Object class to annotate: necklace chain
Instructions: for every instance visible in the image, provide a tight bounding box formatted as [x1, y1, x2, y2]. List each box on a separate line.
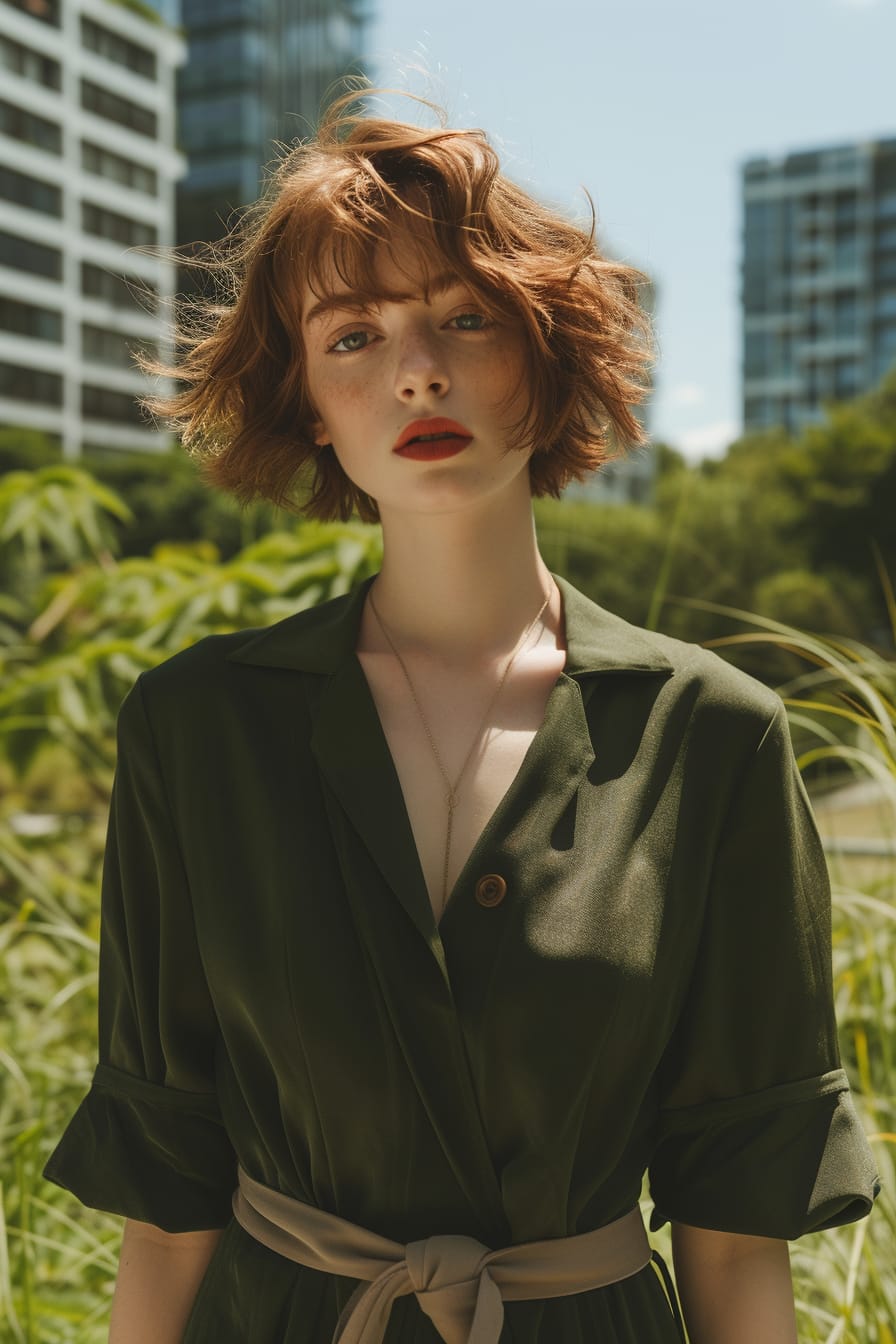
[367, 580, 553, 922]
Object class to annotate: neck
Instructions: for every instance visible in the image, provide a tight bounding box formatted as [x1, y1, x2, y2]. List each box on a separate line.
[362, 484, 564, 670]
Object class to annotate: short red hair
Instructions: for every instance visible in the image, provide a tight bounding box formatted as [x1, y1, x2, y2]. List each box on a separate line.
[141, 88, 657, 524]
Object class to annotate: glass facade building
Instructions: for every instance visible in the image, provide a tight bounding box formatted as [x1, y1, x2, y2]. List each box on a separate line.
[741, 136, 896, 435]
[177, 0, 368, 250]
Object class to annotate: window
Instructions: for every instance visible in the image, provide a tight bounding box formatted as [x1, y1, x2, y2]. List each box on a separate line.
[81, 262, 158, 313]
[0, 33, 61, 88]
[81, 322, 157, 368]
[786, 154, 821, 178]
[743, 162, 769, 184]
[834, 291, 859, 337]
[0, 228, 61, 278]
[0, 359, 62, 405]
[82, 383, 149, 426]
[834, 359, 860, 399]
[179, 28, 264, 94]
[0, 165, 61, 215]
[742, 274, 769, 316]
[180, 96, 262, 153]
[1, 0, 60, 25]
[834, 230, 859, 272]
[0, 295, 62, 341]
[744, 331, 772, 379]
[80, 79, 157, 139]
[81, 201, 157, 248]
[0, 97, 61, 154]
[778, 336, 794, 375]
[184, 0, 264, 22]
[834, 192, 858, 225]
[81, 142, 157, 195]
[81, 16, 156, 80]
[826, 150, 859, 175]
[177, 185, 244, 248]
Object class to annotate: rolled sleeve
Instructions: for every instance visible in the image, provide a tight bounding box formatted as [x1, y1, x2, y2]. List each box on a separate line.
[42, 674, 237, 1232]
[648, 699, 881, 1239]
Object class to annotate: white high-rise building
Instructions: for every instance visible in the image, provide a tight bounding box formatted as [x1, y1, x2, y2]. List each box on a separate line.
[0, 0, 186, 458]
[741, 135, 896, 435]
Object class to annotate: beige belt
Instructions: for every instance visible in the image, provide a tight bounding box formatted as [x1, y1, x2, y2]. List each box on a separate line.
[232, 1163, 653, 1344]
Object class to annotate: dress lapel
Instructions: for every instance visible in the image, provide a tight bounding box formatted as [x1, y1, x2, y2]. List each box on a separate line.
[225, 571, 674, 963]
[311, 650, 442, 953]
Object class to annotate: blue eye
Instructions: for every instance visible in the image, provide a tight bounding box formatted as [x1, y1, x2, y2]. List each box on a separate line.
[330, 330, 370, 353]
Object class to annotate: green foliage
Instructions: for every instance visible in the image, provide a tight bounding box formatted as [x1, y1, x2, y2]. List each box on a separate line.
[754, 569, 865, 639]
[0, 428, 60, 475]
[1, 372, 895, 1336]
[534, 364, 896, 671]
[78, 442, 295, 562]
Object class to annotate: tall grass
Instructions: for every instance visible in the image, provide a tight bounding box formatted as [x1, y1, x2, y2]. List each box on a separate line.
[659, 591, 896, 1342]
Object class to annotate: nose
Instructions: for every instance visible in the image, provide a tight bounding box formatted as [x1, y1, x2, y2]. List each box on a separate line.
[394, 326, 450, 402]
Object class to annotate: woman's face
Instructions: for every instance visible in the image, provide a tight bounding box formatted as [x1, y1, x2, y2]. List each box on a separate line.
[300, 231, 535, 515]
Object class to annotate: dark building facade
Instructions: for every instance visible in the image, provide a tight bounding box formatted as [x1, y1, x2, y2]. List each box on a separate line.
[741, 136, 896, 436]
[177, 0, 368, 250]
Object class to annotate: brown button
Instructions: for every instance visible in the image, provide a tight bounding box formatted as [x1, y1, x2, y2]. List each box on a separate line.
[474, 874, 507, 908]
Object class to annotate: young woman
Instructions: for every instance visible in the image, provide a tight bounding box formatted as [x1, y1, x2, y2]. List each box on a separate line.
[43, 88, 879, 1343]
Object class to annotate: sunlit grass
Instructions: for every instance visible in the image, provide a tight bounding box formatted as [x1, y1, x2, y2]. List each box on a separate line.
[669, 596, 896, 1342]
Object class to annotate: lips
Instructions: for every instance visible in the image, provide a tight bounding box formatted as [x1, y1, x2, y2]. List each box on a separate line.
[393, 418, 473, 451]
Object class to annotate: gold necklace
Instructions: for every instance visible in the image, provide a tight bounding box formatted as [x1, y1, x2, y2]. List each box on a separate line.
[367, 579, 554, 922]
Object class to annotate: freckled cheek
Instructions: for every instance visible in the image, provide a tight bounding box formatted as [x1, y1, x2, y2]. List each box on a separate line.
[318, 379, 382, 446]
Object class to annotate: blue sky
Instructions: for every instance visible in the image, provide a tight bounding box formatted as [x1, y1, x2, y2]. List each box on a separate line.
[367, 0, 896, 462]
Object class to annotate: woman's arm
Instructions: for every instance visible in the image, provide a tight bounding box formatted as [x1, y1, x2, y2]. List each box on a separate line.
[108, 1218, 224, 1343]
[671, 1222, 798, 1344]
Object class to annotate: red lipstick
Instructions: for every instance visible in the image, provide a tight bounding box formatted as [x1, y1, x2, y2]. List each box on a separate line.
[393, 417, 473, 460]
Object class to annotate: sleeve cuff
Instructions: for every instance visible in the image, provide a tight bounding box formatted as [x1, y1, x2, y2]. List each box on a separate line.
[648, 1070, 882, 1239]
[42, 1064, 237, 1232]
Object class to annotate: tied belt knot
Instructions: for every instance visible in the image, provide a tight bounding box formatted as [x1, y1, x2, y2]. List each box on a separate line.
[232, 1163, 654, 1344]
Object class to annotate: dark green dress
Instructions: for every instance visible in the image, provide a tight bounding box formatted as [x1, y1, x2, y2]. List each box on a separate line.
[43, 571, 880, 1342]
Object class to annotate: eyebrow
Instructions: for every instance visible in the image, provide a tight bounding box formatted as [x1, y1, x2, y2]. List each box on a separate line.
[303, 271, 464, 327]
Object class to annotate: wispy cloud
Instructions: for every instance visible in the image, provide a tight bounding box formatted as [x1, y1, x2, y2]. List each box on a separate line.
[668, 383, 706, 408]
[677, 420, 740, 462]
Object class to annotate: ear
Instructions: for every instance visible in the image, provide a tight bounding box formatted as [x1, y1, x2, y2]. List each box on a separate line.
[310, 416, 331, 447]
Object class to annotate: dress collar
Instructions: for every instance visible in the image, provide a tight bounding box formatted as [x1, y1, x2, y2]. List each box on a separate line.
[224, 570, 674, 678]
